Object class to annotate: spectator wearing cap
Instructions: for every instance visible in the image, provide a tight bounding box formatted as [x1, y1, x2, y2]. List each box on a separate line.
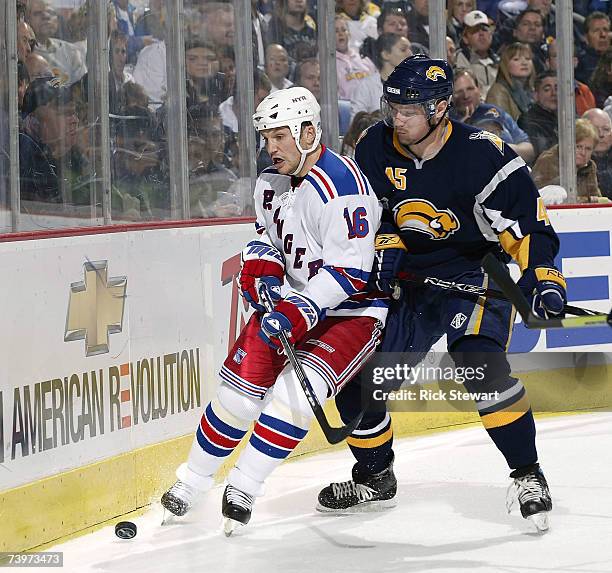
[134, 0, 166, 42]
[583, 108, 612, 199]
[455, 10, 499, 97]
[19, 77, 87, 204]
[265, 44, 293, 93]
[544, 39, 595, 116]
[510, 9, 548, 73]
[576, 12, 610, 85]
[335, 17, 376, 106]
[451, 69, 534, 162]
[517, 70, 558, 159]
[486, 42, 534, 121]
[531, 119, 604, 204]
[26, 0, 86, 85]
[447, 0, 476, 45]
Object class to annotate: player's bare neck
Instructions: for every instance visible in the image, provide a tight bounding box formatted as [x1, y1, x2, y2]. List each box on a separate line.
[407, 120, 449, 161]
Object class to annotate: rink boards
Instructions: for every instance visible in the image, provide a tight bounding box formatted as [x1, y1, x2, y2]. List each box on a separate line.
[1, 206, 611, 551]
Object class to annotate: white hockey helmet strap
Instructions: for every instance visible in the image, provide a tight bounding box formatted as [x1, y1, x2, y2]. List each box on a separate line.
[253, 87, 322, 175]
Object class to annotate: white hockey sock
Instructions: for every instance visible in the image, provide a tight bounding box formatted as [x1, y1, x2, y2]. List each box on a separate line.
[228, 398, 310, 497]
[182, 396, 254, 490]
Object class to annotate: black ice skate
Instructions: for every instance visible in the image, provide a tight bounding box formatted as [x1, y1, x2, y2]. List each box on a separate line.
[316, 454, 397, 513]
[507, 463, 552, 532]
[161, 480, 199, 519]
[222, 485, 255, 536]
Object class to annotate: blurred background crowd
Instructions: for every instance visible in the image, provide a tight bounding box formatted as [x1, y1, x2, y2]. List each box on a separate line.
[0, 0, 611, 232]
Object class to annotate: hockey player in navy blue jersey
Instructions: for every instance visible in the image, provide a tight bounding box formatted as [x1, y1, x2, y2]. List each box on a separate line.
[316, 55, 566, 531]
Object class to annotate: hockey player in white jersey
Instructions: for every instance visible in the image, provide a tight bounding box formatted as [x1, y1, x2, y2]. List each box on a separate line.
[161, 87, 386, 533]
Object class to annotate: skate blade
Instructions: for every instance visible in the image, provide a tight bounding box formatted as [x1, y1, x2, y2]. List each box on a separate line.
[316, 498, 397, 515]
[528, 512, 550, 533]
[223, 517, 245, 537]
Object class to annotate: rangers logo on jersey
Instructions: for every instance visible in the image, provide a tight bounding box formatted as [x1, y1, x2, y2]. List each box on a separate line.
[469, 130, 504, 155]
[425, 65, 447, 82]
[393, 199, 460, 240]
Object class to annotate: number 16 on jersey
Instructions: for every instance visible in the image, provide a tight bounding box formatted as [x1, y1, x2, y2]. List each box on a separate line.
[343, 207, 369, 239]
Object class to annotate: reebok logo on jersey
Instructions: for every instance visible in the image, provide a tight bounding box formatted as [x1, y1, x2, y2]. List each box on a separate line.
[393, 199, 460, 240]
[233, 348, 247, 364]
[451, 313, 468, 329]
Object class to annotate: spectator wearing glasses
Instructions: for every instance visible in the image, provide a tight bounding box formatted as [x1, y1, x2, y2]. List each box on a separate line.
[531, 119, 604, 204]
[583, 108, 612, 199]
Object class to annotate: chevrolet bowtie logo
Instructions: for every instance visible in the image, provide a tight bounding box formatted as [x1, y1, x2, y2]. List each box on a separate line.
[64, 261, 127, 356]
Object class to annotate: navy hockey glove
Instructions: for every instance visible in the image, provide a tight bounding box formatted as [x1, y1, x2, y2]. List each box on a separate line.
[518, 267, 567, 319]
[240, 240, 284, 312]
[259, 293, 321, 349]
[368, 234, 408, 295]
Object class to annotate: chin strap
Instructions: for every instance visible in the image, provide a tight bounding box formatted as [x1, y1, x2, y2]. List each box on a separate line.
[290, 136, 321, 175]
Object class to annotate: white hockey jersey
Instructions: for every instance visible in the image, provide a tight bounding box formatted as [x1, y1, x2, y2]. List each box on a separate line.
[252, 146, 387, 322]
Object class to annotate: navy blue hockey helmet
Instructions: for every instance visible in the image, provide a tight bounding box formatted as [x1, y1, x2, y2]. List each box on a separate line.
[382, 55, 454, 124]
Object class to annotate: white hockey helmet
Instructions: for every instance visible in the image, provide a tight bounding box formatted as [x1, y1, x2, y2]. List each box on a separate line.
[253, 86, 322, 175]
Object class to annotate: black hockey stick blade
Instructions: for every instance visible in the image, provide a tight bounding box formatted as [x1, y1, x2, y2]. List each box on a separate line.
[258, 284, 364, 444]
[482, 254, 612, 329]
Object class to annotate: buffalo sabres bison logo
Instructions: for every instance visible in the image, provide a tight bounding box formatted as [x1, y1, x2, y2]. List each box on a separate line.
[425, 66, 447, 82]
[393, 199, 460, 240]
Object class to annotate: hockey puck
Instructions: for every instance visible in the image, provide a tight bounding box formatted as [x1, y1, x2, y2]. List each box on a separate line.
[115, 521, 137, 539]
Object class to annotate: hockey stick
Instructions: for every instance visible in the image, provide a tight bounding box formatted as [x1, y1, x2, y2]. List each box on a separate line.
[396, 271, 601, 317]
[258, 283, 365, 444]
[481, 253, 612, 329]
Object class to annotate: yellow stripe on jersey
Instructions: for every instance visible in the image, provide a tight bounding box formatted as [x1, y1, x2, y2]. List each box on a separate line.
[375, 233, 407, 251]
[499, 230, 531, 272]
[347, 426, 393, 448]
[481, 394, 531, 429]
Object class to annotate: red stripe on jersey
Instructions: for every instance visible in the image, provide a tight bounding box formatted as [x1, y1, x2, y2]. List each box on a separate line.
[254, 423, 301, 450]
[341, 156, 366, 195]
[201, 414, 242, 449]
[311, 166, 335, 199]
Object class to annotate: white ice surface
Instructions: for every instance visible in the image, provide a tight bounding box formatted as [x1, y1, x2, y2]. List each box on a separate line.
[43, 413, 612, 573]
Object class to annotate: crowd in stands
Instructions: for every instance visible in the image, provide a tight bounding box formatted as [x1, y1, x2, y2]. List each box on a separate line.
[7, 0, 612, 223]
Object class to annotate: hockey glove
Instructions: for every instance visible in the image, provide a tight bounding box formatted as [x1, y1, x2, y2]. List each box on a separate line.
[240, 240, 285, 312]
[518, 266, 567, 319]
[368, 234, 408, 295]
[259, 293, 321, 349]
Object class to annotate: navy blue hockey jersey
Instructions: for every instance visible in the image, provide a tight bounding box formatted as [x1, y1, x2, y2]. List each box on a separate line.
[355, 119, 560, 278]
